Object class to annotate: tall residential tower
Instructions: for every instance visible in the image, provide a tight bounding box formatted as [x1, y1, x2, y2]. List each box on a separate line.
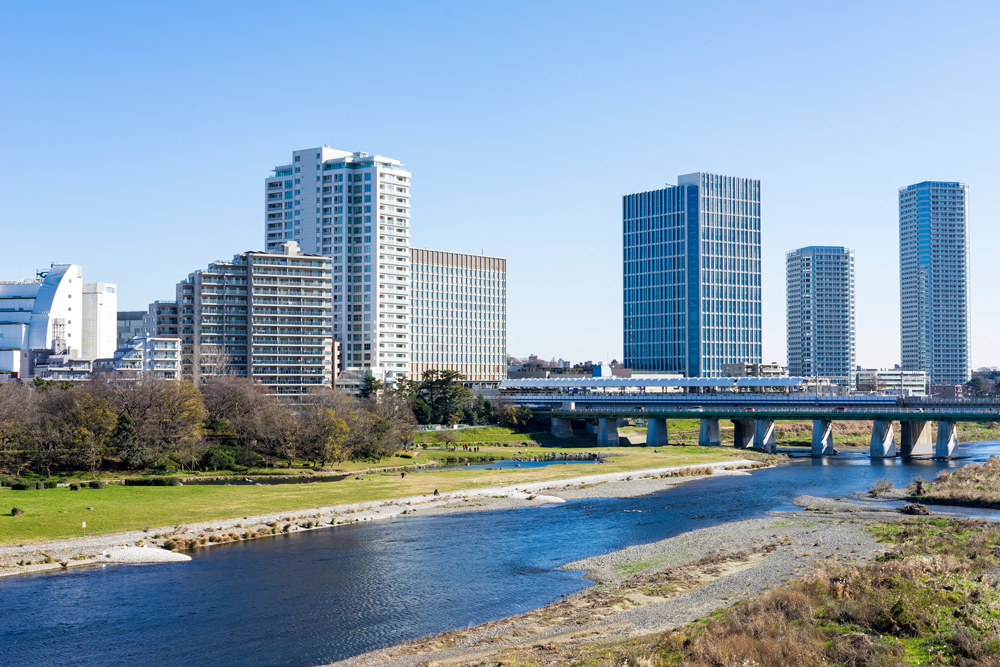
[623, 172, 761, 377]
[899, 181, 970, 384]
[264, 147, 411, 379]
[786, 246, 855, 387]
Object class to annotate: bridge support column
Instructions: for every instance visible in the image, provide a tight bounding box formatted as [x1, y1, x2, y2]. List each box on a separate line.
[936, 421, 958, 459]
[597, 418, 620, 447]
[732, 420, 755, 449]
[551, 417, 574, 439]
[900, 421, 934, 456]
[811, 420, 834, 456]
[870, 420, 896, 458]
[754, 420, 777, 453]
[647, 418, 668, 447]
[698, 419, 721, 446]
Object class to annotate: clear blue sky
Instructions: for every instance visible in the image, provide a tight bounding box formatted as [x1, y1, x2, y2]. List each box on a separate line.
[3, 1, 999, 369]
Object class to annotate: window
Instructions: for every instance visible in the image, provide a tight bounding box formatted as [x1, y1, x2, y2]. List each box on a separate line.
[294, 167, 300, 173]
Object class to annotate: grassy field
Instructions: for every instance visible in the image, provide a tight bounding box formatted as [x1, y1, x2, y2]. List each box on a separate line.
[0, 444, 750, 544]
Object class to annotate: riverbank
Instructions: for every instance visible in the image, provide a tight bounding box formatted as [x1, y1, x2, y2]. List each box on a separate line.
[0, 459, 763, 578]
[0, 445, 758, 544]
[331, 496, 994, 667]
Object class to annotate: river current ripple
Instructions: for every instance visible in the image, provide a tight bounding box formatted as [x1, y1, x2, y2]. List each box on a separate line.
[5, 443, 1000, 666]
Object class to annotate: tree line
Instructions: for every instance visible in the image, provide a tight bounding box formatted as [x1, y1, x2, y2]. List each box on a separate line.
[0, 375, 415, 477]
[360, 369, 533, 429]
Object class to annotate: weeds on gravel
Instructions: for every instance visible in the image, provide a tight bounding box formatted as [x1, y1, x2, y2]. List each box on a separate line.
[676, 518, 1000, 667]
[915, 456, 1000, 507]
[488, 518, 1000, 667]
[867, 476, 894, 497]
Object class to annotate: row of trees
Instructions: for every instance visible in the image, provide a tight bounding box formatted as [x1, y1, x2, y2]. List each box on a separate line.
[360, 370, 531, 428]
[0, 375, 415, 477]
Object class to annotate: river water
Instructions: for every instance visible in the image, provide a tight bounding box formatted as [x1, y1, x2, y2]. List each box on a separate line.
[4, 443, 1000, 666]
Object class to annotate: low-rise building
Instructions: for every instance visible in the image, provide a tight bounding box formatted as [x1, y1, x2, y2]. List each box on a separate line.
[94, 335, 182, 381]
[856, 368, 927, 396]
[723, 362, 787, 378]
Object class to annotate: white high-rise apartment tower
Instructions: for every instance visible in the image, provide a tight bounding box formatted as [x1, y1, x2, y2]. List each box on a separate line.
[786, 246, 855, 387]
[264, 148, 411, 380]
[899, 181, 970, 385]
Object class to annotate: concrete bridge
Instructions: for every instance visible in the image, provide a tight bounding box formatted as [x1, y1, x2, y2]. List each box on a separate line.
[500, 379, 1000, 459]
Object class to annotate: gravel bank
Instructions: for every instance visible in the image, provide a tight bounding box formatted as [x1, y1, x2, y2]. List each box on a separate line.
[329, 511, 889, 667]
[0, 459, 755, 578]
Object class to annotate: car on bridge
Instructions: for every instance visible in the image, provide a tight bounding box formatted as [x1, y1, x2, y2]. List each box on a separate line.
[687, 406, 704, 412]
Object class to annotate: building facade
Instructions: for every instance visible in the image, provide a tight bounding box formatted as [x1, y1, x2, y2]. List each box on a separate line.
[899, 181, 970, 384]
[176, 241, 333, 394]
[623, 172, 762, 377]
[410, 248, 506, 384]
[82, 282, 118, 360]
[264, 147, 411, 381]
[786, 246, 855, 387]
[117, 311, 146, 349]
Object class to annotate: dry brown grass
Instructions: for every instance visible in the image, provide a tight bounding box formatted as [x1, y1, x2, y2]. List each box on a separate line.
[917, 456, 1000, 507]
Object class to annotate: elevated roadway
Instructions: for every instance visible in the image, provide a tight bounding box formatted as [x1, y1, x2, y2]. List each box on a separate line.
[500, 378, 999, 459]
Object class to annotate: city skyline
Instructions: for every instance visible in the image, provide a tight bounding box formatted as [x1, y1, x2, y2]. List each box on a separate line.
[4, 2, 1000, 369]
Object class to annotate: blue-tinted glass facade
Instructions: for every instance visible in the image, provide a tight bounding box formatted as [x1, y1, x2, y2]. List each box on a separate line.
[623, 172, 762, 377]
[899, 181, 970, 384]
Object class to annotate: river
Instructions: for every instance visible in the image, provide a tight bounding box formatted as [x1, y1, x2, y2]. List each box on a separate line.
[4, 443, 1000, 666]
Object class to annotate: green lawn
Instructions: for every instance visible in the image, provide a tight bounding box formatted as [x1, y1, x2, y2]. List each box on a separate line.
[0, 444, 745, 544]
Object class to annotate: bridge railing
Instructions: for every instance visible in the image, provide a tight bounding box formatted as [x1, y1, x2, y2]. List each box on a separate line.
[501, 391, 897, 405]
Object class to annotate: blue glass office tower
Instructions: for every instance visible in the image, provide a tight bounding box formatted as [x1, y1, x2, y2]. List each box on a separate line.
[899, 181, 970, 384]
[623, 173, 762, 377]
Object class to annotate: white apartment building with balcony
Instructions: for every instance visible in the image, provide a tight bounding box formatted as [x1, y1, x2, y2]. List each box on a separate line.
[786, 246, 855, 388]
[175, 241, 333, 394]
[264, 147, 411, 381]
[410, 248, 507, 384]
[94, 335, 182, 381]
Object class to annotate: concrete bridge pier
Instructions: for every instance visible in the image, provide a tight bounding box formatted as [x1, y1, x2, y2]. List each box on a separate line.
[936, 421, 958, 458]
[550, 417, 574, 439]
[754, 420, 777, 453]
[647, 418, 669, 447]
[732, 420, 755, 449]
[811, 420, 834, 456]
[699, 419, 721, 446]
[870, 420, 896, 458]
[597, 418, 620, 447]
[900, 421, 934, 456]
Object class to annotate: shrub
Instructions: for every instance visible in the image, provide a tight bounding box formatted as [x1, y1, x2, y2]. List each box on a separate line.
[123, 477, 181, 487]
[35, 481, 45, 489]
[868, 477, 894, 497]
[69, 483, 81, 491]
[11, 507, 24, 516]
[10, 482, 31, 491]
[88, 480, 106, 489]
[202, 445, 237, 471]
[43, 481, 58, 489]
